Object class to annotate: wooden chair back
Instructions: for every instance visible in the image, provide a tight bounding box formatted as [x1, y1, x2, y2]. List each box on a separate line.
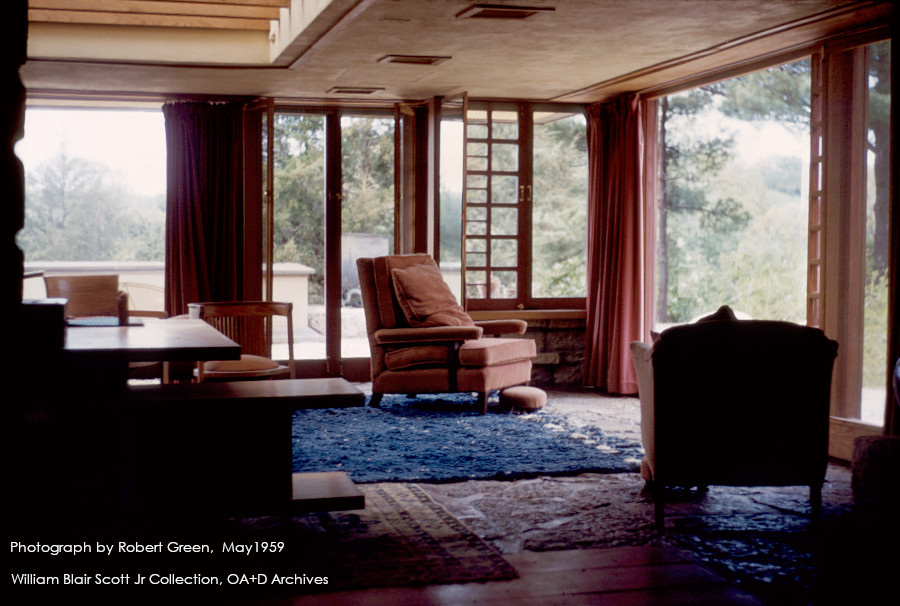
[44, 274, 123, 318]
[189, 301, 294, 361]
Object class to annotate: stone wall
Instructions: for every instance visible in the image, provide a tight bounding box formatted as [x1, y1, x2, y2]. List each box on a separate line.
[524, 317, 586, 386]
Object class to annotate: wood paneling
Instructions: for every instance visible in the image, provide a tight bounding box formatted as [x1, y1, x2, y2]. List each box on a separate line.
[28, 0, 289, 31]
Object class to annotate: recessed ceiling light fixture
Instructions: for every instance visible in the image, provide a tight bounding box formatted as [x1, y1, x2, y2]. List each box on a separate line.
[456, 4, 555, 20]
[327, 86, 385, 95]
[378, 54, 452, 66]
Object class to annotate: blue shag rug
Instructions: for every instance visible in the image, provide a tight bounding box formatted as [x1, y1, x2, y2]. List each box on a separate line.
[291, 392, 644, 484]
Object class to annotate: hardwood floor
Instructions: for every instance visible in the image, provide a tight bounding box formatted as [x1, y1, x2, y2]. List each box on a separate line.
[262, 544, 764, 606]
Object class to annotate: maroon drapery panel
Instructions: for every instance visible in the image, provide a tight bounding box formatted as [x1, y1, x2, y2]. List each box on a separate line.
[163, 101, 245, 316]
[583, 94, 645, 394]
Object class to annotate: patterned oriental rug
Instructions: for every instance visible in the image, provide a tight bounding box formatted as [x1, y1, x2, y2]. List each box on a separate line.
[279, 483, 520, 592]
[9, 484, 517, 603]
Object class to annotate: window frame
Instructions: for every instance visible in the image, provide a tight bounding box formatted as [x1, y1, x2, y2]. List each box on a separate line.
[454, 99, 588, 312]
[640, 26, 893, 457]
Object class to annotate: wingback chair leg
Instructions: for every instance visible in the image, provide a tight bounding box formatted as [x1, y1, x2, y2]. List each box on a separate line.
[477, 392, 489, 415]
[810, 482, 823, 520]
[654, 495, 665, 534]
[369, 393, 384, 408]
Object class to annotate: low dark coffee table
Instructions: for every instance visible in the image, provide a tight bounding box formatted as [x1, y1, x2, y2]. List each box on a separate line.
[128, 378, 366, 515]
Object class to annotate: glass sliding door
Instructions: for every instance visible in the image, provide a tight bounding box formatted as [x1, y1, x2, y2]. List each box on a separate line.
[270, 109, 397, 368]
[340, 113, 396, 358]
[271, 112, 327, 360]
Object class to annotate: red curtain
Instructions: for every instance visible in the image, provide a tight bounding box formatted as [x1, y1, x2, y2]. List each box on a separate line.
[163, 101, 246, 316]
[583, 94, 646, 394]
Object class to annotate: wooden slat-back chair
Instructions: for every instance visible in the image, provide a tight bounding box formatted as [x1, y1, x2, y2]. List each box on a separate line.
[44, 274, 126, 319]
[188, 301, 295, 382]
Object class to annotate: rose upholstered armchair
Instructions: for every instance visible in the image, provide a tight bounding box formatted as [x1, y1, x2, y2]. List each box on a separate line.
[630, 306, 839, 531]
[357, 254, 536, 414]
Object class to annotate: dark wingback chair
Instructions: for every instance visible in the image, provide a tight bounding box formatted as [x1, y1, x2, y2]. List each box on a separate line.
[357, 254, 536, 413]
[630, 306, 839, 531]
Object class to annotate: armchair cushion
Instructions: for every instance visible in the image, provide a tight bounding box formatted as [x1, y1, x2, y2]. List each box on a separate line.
[391, 262, 474, 328]
[459, 338, 536, 367]
[384, 346, 451, 371]
[203, 354, 281, 373]
[374, 325, 483, 345]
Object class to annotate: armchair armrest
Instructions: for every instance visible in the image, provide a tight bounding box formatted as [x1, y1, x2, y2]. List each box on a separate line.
[630, 341, 655, 481]
[474, 319, 527, 335]
[374, 325, 484, 345]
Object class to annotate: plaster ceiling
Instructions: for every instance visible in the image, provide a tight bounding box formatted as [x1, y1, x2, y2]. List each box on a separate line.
[21, 0, 893, 105]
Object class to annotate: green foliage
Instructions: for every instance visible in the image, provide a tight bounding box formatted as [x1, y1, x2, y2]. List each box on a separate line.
[19, 150, 165, 262]
[531, 114, 588, 298]
[658, 62, 812, 324]
[272, 114, 326, 302]
[862, 272, 889, 387]
[340, 117, 395, 243]
[439, 185, 462, 263]
[270, 114, 396, 304]
[718, 61, 811, 131]
[754, 156, 803, 196]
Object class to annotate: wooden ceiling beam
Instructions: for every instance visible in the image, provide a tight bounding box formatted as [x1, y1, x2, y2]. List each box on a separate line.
[29, 0, 283, 20]
[155, 0, 290, 6]
[28, 9, 274, 31]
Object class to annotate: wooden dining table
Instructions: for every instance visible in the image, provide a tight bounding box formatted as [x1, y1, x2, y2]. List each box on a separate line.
[32, 317, 243, 512]
[63, 317, 241, 364]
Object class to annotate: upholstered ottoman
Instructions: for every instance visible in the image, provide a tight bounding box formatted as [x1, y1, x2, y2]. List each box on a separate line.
[500, 385, 546, 412]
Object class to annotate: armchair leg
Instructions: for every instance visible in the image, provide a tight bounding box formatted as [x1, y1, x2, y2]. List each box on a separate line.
[810, 482, 823, 520]
[477, 392, 489, 415]
[652, 483, 665, 534]
[654, 497, 665, 534]
[369, 393, 383, 408]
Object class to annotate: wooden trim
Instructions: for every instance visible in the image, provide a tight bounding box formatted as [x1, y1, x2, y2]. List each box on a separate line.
[423, 97, 438, 256]
[396, 105, 419, 254]
[641, 98, 659, 343]
[154, 1, 290, 6]
[553, 1, 894, 103]
[324, 111, 342, 377]
[519, 104, 534, 310]
[808, 50, 826, 328]
[468, 309, 586, 322]
[393, 105, 402, 254]
[829, 416, 881, 462]
[823, 46, 869, 419]
[28, 9, 273, 31]
[30, 0, 284, 20]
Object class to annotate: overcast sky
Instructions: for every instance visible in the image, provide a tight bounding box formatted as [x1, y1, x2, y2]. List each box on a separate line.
[16, 107, 167, 197]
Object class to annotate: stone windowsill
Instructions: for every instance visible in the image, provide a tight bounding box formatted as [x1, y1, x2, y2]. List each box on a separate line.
[468, 309, 586, 322]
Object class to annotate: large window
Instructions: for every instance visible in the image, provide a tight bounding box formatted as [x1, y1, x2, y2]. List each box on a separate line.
[653, 39, 892, 430]
[441, 102, 587, 310]
[654, 60, 811, 327]
[16, 106, 167, 311]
